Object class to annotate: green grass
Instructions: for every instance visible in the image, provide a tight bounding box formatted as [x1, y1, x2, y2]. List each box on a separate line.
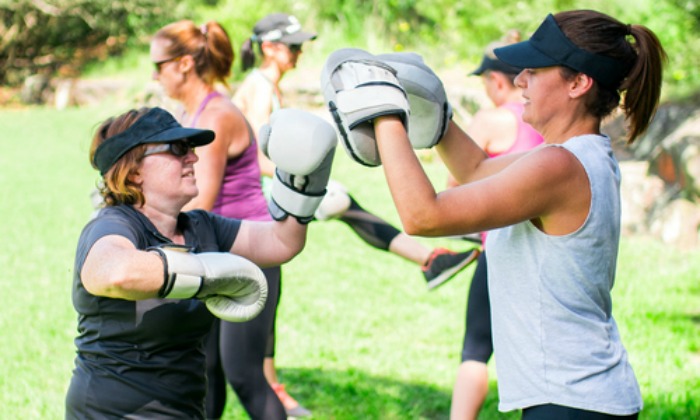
[0, 104, 698, 419]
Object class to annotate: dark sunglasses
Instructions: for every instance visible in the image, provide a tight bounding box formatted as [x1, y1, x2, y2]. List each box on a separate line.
[143, 140, 193, 158]
[153, 56, 181, 73]
[287, 44, 303, 53]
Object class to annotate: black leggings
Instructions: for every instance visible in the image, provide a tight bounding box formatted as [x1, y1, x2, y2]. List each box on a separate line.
[337, 196, 402, 251]
[461, 251, 493, 363]
[523, 404, 639, 420]
[205, 266, 284, 420]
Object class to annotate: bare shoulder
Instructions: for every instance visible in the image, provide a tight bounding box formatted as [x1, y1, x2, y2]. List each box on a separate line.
[474, 106, 514, 125]
[469, 107, 517, 150]
[516, 145, 590, 233]
[203, 97, 245, 122]
[508, 145, 584, 188]
[534, 145, 583, 175]
[232, 76, 255, 108]
[234, 74, 271, 100]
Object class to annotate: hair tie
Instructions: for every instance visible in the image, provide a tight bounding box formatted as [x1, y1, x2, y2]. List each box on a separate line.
[626, 24, 633, 36]
[200, 23, 208, 37]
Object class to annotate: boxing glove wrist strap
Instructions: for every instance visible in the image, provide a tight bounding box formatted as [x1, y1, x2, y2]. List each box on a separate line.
[271, 175, 326, 219]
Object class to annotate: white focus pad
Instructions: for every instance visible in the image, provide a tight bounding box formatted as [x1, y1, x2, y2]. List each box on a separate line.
[331, 61, 409, 127]
[376, 52, 452, 148]
[321, 47, 410, 167]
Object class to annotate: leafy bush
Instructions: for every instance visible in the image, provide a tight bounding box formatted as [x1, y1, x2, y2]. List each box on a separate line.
[3, 0, 700, 98]
[0, 0, 181, 86]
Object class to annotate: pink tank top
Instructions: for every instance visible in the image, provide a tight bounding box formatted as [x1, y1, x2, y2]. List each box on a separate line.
[489, 102, 544, 158]
[186, 91, 271, 221]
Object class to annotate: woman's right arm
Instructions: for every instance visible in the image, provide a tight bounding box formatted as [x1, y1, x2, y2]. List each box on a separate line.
[376, 116, 584, 237]
[80, 235, 164, 300]
[438, 120, 533, 184]
[230, 218, 307, 268]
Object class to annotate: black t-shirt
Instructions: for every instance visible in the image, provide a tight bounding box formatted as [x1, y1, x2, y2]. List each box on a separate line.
[66, 205, 241, 419]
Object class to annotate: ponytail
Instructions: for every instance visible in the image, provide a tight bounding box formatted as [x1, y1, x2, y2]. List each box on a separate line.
[555, 10, 667, 144]
[619, 25, 667, 143]
[240, 37, 257, 72]
[198, 21, 234, 87]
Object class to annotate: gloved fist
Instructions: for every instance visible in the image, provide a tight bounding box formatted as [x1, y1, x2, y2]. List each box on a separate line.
[150, 245, 268, 322]
[375, 52, 452, 148]
[321, 48, 410, 167]
[258, 109, 337, 224]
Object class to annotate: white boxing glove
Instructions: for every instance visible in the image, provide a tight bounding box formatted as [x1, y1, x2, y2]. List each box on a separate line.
[375, 52, 452, 148]
[258, 109, 337, 223]
[150, 245, 268, 322]
[321, 48, 410, 167]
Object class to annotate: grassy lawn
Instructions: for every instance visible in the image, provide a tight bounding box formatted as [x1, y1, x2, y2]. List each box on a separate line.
[0, 104, 698, 419]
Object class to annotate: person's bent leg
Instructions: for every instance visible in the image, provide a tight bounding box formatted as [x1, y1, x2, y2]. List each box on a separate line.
[451, 252, 492, 420]
[341, 194, 479, 288]
[262, 270, 311, 417]
[338, 195, 403, 251]
[387, 231, 432, 264]
[204, 319, 227, 420]
[451, 361, 489, 420]
[263, 283, 278, 385]
[221, 266, 286, 420]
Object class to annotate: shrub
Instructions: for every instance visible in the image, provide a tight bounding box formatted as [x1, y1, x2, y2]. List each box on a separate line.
[0, 0, 180, 86]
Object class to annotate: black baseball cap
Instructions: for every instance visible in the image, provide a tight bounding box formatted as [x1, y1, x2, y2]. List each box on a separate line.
[252, 13, 317, 45]
[494, 14, 628, 89]
[470, 41, 523, 76]
[93, 107, 214, 175]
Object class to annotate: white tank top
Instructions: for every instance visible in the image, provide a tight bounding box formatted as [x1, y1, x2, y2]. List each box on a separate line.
[487, 134, 642, 414]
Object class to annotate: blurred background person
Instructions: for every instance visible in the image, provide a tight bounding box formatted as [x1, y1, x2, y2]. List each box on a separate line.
[236, 13, 479, 289]
[235, 15, 479, 414]
[150, 20, 286, 419]
[449, 30, 544, 420]
[233, 13, 317, 417]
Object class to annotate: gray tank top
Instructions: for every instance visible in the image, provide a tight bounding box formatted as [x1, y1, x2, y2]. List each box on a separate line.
[486, 134, 642, 414]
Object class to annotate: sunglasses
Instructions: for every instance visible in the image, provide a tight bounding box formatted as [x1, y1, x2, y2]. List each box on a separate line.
[153, 56, 181, 73]
[143, 140, 193, 158]
[287, 44, 303, 53]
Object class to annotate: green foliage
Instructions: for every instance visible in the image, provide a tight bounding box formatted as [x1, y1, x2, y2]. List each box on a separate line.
[643, 0, 700, 99]
[189, 0, 700, 97]
[0, 0, 181, 86]
[3, 0, 700, 98]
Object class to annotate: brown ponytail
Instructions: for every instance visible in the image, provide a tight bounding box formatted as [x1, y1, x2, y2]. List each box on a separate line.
[554, 10, 667, 143]
[240, 37, 257, 72]
[153, 20, 234, 87]
[619, 24, 667, 142]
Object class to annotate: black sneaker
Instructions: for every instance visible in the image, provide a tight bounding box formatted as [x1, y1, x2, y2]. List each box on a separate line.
[422, 248, 480, 290]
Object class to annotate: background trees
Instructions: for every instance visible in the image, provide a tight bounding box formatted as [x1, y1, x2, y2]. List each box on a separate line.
[1, 0, 699, 99]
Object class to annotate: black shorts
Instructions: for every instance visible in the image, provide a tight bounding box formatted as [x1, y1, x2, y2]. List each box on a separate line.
[461, 251, 492, 363]
[523, 404, 639, 420]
